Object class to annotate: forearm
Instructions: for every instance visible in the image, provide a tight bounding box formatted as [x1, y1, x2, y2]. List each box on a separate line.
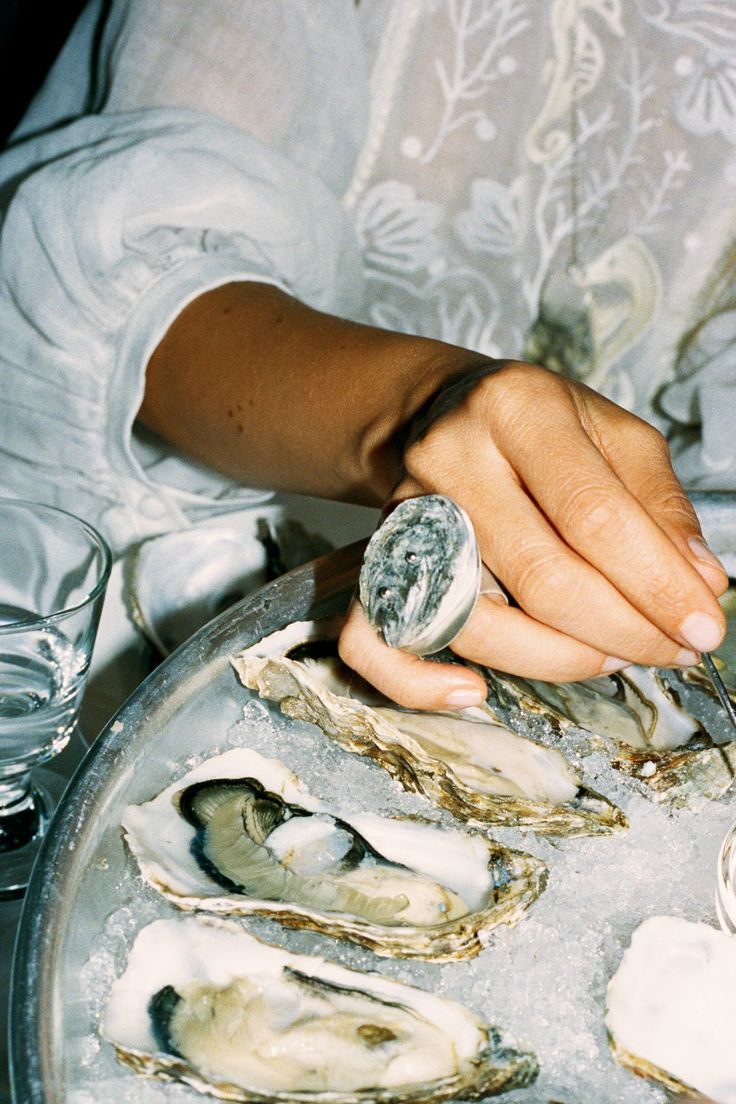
[138, 281, 489, 505]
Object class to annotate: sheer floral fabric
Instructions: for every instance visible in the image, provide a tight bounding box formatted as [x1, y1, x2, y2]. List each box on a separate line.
[0, 0, 734, 550]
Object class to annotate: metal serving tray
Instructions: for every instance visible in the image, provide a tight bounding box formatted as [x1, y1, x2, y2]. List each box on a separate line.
[10, 491, 736, 1103]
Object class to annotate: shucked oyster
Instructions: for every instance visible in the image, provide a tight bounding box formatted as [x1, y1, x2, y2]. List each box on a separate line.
[605, 916, 736, 1102]
[123, 749, 547, 961]
[103, 916, 539, 1102]
[232, 622, 627, 837]
[483, 663, 736, 805]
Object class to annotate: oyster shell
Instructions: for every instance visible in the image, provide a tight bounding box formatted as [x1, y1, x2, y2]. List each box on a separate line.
[482, 664, 736, 805]
[122, 749, 547, 961]
[605, 916, 736, 1102]
[102, 916, 538, 1102]
[128, 515, 335, 656]
[128, 524, 270, 656]
[359, 495, 480, 654]
[232, 622, 627, 837]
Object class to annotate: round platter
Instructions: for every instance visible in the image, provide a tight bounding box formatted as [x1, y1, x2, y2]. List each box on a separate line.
[10, 492, 736, 1104]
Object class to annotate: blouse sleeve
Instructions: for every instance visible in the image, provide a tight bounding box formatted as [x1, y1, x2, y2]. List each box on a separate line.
[0, 105, 365, 552]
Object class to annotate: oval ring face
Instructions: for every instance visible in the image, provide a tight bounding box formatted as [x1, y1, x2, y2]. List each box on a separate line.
[359, 495, 480, 654]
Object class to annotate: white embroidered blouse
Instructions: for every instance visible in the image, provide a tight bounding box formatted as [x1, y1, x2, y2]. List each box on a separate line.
[1, 0, 735, 552]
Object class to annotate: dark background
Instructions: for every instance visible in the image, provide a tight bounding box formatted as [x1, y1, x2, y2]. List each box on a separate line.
[0, 0, 88, 144]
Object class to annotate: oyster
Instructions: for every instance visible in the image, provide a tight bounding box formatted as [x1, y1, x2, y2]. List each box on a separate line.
[128, 524, 270, 656]
[232, 622, 627, 837]
[128, 516, 335, 656]
[359, 495, 480, 654]
[605, 916, 736, 1102]
[123, 749, 547, 960]
[716, 815, 736, 935]
[483, 664, 736, 805]
[103, 916, 538, 1102]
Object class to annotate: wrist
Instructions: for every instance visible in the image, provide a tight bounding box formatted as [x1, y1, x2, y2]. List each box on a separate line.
[355, 340, 496, 503]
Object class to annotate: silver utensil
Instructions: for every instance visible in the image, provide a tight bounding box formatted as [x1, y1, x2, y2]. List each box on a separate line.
[701, 652, 736, 735]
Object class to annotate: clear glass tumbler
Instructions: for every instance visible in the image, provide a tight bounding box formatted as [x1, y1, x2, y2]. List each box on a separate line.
[0, 498, 111, 896]
[716, 817, 736, 935]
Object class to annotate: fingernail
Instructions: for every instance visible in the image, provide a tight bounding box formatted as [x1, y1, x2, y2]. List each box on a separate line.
[601, 656, 629, 673]
[674, 647, 701, 667]
[678, 612, 724, 652]
[688, 537, 727, 574]
[445, 687, 486, 708]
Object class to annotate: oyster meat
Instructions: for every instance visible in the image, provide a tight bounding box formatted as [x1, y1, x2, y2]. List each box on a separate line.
[123, 748, 547, 960]
[359, 495, 480, 654]
[103, 916, 538, 1102]
[232, 621, 627, 837]
[483, 663, 736, 805]
[605, 916, 736, 1102]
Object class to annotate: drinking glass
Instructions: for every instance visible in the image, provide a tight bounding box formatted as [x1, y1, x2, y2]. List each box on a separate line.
[716, 817, 736, 934]
[0, 498, 111, 896]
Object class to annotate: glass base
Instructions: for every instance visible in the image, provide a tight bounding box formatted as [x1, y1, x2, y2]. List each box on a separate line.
[0, 768, 69, 899]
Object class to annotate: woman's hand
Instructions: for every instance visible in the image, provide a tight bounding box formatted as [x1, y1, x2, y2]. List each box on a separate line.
[338, 361, 729, 710]
[139, 285, 727, 710]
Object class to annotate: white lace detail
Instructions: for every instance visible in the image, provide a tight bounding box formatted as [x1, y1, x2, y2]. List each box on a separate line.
[354, 180, 442, 273]
[674, 52, 736, 143]
[343, 0, 424, 211]
[345, 0, 736, 469]
[415, 0, 531, 166]
[525, 0, 623, 165]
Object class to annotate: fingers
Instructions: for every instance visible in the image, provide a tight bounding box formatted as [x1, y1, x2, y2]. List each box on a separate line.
[367, 363, 728, 695]
[402, 430, 705, 670]
[479, 563, 508, 603]
[488, 384, 727, 656]
[338, 599, 487, 711]
[340, 586, 625, 710]
[591, 405, 729, 597]
[451, 593, 622, 681]
[462, 460, 700, 669]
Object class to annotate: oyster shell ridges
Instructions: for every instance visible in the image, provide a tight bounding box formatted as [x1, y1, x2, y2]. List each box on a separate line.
[122, 748, 548, 961]
[103, 916, 539, 1102]
[231, 622, 627, 838]
[482, 663, 736, 806]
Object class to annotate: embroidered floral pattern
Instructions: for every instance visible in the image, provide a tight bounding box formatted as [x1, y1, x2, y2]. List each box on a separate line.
[638, 0, 736, 52]
[674, 52, 736, 144]
[347, 0, 736, 452]
[369, 268, 502, 357]
[353, 181, 443, 274]
[454, 175, 526, 256]
[525, 0, 624, 165]
[405, 0, 530, 165]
